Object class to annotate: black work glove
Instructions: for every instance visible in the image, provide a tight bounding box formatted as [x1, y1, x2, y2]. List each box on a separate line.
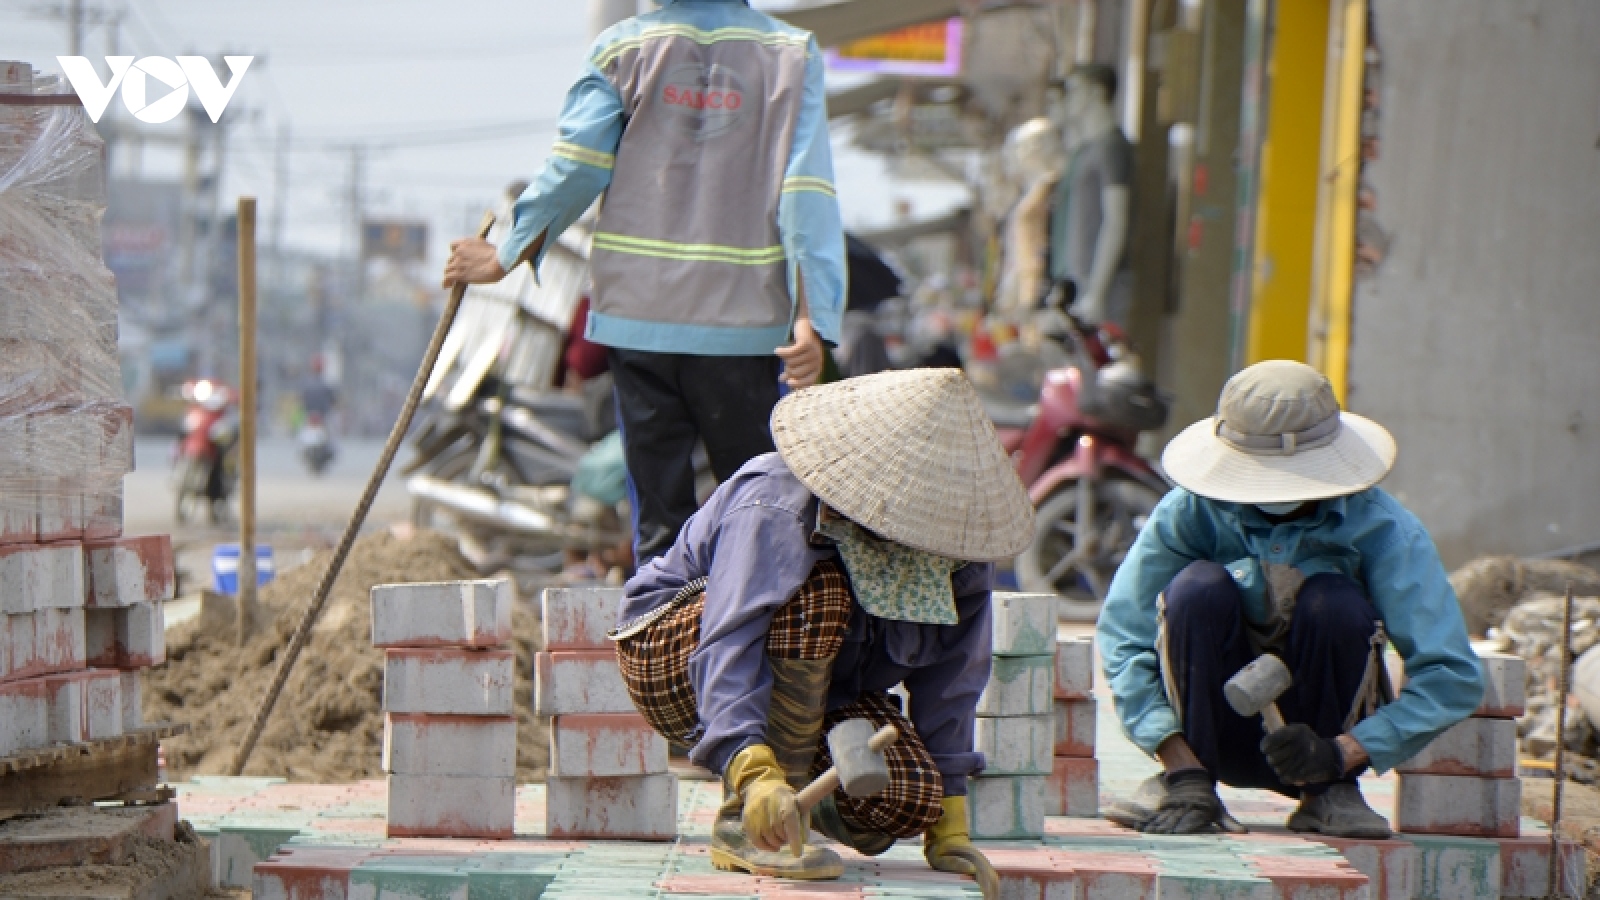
[1261, 724, 1345, 786]
[1138, 769, 1223, 834]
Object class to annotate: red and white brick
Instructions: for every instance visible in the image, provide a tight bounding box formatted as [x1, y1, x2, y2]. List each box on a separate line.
[549, 713, 668, 777]
[1395, 773, 1520, 837]
[1396, 717, 1517, 778]
[1054, 697, 1097, 757]
[545, 773, 678, 840]
[84, 535, 174, 608]
[119, 670, 141, 730]
[42, 668, 122, 743]
[36, 492, 84, 543]
[1498, 834, 1584, 899]
[85, 601, 164, 669]
[0, 541, 84, 614]
[990, 592, 1056, 657]
[382, 713, 516, 778]
[0, 677, 49, 756]
[82, 484, 123, 541]
[533, 649, 634, 716]
[370, 578, 511, 649]
[1044, 756, 1098, 818]
[1474, 652, 1526, 718]
[9, 607, 87, 680]
[382, 648, 514, 716]
[975, 714, 1053, 775]
[541, 586, 624, 650]
[385, 773, 514, 839]
[976, 654, 1054, 717]
[1054, 636, 1094, 699]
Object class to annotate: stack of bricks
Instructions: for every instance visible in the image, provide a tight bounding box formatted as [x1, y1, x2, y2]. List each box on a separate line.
[0, 535, 173, 756]
[371, 578, 517, 839]
[1047, 634, 1099, 818]
[969, 592, 1057, 839]
[0, 61, 161, 759]
[1394, 651, 1526, 839]
[537, 585, 676, 840]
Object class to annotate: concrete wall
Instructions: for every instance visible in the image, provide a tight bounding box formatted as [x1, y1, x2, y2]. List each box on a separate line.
[1349, 1, 1600, 566]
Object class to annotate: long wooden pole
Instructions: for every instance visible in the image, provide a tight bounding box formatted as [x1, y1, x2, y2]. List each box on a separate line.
[1549, 583, 1574, 899]
[236, 196, 258, 647]
[229, 210, 495, 775]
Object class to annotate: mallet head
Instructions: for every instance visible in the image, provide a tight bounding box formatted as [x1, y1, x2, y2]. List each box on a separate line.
[827, 718, 892, 798]
[1224, 654, 1292, 718]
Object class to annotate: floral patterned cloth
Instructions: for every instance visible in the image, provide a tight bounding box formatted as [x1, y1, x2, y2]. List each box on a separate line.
[816, 508, 961, 625]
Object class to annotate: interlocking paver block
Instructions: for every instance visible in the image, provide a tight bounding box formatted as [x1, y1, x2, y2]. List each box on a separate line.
[370, 578, 512, 648]
[0, 542, 84, 614]
[991, 593, 1056, 657]
[1496, 834, 1583, 899]
[1308, 835, 1419, 900]
[550, 713, 668, 777]
[382, 648, 514, 716]
[382, 713, 516, 777]
[1395, 774, 1519, 838]
[216, 826, 302, 888]
[1045, 756, 1098, 818]
[1473, 652, 1525, 718]
[85, 602, 163, 669]
[1405, 834, 1501, 900]
[386, 773, 515, 839]
[119, 670, 141, 730]
[969, 774, 1046, 840]
[976, 655, 1053, 717]
[534, 649, 634, 715]
[12, 607, 87, 679]
[1395, 717, 1516, 778]
[84, 535, 175, 608]
[1054, 697, 1096, 757]
[42, 668, 121, 743]
[0, 676, 48, 755]
[253, 846, 377, 900]
[545, 773, 678, 840]
[1055, 637, 1094, 700]
[542, 586, 625, 651]
[975, 714, 1053, 775]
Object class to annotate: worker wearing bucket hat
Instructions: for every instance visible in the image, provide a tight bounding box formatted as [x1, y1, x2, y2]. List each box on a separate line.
[611, 369, 1033, 897]
[1097, 360, 1485, 837]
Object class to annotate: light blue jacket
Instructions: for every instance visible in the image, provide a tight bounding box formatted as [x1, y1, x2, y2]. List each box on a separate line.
[1096, 486, 1485, 774]
[499, 0, 846, 355]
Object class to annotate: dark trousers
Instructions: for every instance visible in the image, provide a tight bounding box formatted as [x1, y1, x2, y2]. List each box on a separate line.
[1162, 561, 1380, 796]
[609, 348, 781, 562]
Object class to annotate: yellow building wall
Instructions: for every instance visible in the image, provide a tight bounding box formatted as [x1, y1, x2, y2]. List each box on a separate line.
[1244, 0, 1332, 364]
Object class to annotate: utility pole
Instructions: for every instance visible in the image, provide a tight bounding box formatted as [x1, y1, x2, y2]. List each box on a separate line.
[346, 143, 367, 301]
[68, 0, 82, 55]
[271, 124, 289, 262]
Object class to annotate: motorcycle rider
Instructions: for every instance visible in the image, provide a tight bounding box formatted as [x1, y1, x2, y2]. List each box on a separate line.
[1098, 360, 1485, 837]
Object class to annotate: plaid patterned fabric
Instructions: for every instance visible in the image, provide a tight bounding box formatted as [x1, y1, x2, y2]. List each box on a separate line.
[812, 692, 944, 838]
[616, 559, 853, 745]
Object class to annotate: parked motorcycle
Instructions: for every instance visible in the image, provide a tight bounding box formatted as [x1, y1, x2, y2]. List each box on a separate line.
[172, 379, 238, 525]
[298, 413, 336, 475]
[989, 315, 1171, 610]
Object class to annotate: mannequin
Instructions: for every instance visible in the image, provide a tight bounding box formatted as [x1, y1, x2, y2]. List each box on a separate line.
[1049, 64, 1133, 328]
[995, 117, 1067, 314]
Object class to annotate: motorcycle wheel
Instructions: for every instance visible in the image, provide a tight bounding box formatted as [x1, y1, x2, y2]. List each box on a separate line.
[173, 459, 208, 525]
[1015, 476, 1162, 606]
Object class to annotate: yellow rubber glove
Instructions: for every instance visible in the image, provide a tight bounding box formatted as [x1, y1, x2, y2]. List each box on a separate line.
[923, 795, 1000, 900]
[726, 744, 804, 855]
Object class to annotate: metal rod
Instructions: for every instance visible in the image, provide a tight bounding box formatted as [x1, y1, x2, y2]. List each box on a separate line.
[229, 210, 496, 775]
[1549, 583, 1573, 899]
[236, 196, 258, 647]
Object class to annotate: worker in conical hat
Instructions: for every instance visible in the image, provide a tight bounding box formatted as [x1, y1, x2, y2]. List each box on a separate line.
[1099, 360, 1485, 838]
[612, 368, 1033, 895]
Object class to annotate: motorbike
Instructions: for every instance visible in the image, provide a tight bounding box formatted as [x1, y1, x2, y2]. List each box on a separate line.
[988, 314, 1171, 612]
[298, 413, 336, 475]
[172, 379, 238, 526]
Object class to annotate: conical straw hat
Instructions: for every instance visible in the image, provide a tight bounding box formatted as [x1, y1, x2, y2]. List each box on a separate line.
[770, 368, 1035, 562]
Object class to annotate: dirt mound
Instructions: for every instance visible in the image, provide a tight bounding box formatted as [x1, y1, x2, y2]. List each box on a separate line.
[1450, 555, 1600, 636]
[144, 527, 549, 781]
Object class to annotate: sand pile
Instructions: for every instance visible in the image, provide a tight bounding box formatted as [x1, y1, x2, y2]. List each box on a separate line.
[144, 527, 549, 781]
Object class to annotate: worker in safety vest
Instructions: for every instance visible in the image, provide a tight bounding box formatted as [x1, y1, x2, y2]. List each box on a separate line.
[444, 0, 846, 564]
[1098, 361, 1485, 837]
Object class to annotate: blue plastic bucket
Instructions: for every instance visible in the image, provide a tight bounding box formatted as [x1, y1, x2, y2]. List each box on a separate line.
[213, 544, 276, 595]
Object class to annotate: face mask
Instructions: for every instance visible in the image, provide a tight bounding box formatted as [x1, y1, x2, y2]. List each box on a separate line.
[1255, 501, 1305, 516]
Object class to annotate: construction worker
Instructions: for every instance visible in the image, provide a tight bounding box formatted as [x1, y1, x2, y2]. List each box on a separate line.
[1098, 360, 1486, 837]
[611, 369, 1033, 894]
[443, 0, 845, 564]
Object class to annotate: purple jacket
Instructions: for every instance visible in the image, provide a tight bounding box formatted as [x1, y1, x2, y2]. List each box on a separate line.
[620, 453, 993, 795]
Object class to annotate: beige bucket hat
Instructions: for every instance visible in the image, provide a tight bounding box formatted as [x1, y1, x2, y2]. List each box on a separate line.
[1162, 360, 1396, 504]
[770, 368, 1035, 562]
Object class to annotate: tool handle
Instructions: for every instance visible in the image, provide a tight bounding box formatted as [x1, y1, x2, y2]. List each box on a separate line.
[867, 724, 900, 752]
[1261, 702, 1285, 733]
[794, 725, 902, 812]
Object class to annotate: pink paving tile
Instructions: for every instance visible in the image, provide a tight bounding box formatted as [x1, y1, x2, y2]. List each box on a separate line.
[1045, 816, 1138, 837]
[659, 873, 764, 895]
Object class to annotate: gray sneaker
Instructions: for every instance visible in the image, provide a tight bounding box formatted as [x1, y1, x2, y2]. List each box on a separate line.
[1103, 774, 1245, 833]
[1287, 783, 1393, 839]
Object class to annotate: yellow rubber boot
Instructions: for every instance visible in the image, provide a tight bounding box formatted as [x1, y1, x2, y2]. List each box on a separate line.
[710, 744, 843, 880]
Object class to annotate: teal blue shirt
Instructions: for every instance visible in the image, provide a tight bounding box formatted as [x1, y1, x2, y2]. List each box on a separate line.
[1096, 486, 1485, 773]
